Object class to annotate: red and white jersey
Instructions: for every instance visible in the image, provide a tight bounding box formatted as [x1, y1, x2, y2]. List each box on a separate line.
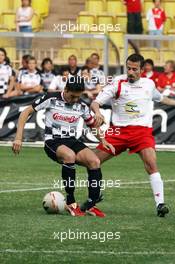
[147, 8, 166, 31]
[95, 75, 163, 127]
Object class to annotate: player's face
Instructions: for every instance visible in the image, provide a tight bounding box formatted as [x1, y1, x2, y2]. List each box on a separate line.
[44, 62, 53, 72]
[64, 90, 83, 104]
[126, 60, 142, 83]
[68, 58, 77, 67]
[0, 51, 6, 64]
[144, 63, 153, 72]
[28, 60, 37, 71]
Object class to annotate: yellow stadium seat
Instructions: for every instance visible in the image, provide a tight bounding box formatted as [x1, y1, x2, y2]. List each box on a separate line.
[106, 0, 125, 15]
[1, 11, 16, 31]
[9, 0, 21, 10]
[119, 47, 135, 64]
[0, 25, 9, 32]
[160, 49, 175, 63]
[163, 17, 173, 34]
[32, 0, 49, 17]
[6, 47, 17, 61]
[86, 0, 105, 14]
[139, 47, 159, 62]
[143, 1, 153, 15]
[116, 14, 127, 32]
[77, 14, 96, 32]
[81, 48, 98, 62]
[108, 31, 124, 48]
[142, 16, 148, 34]
[96, 14, 114, 28]
[32, 13, 42, 32]
[58, 48, 79, 62]
[0, 1, 10, 13]
[163, 2, 175, 18]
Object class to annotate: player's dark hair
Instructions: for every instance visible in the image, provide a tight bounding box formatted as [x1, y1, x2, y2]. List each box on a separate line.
[41, 58, 53, 69]
[144, 59, 154, 67]
[81, 66, 90, 73]
[66, 76, 85, 92]
[126, 53, 145, 68]
[22, 54, 31, 62]
[0, 47, 7, 60]
[27, 56, 37, 63]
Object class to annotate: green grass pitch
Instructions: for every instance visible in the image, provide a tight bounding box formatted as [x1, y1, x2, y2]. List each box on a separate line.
[0, 146, 175, 264]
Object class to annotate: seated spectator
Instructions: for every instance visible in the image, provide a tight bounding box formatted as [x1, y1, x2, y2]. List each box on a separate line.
[141, 59, 159, 85]
[17, 54, 31, 82]
[40, 58, 56, 92]
[67, 55, 81, 77]
[16, 56, 43, 95]
[48, 66, 69, 92]
[0, 48, 16, 98]
[81, 66, 102, 104]
[85, 57, 94, 70]
[157, 60, 175, 96]
[90, 53, 106, 85]
[146, 0, 166, 48]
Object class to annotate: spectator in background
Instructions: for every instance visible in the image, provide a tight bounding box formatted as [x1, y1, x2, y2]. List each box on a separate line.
[40, 58, 56, 92]
[17, 54, 31, 82]
[15, 0, 34, 50]
[141, 59, 159, 86]
[81, 66, 102, 104]
[0, 48, 16, 98]
[157, 60, 175, 96]
[123, 0, 143, 34]
[67, 55, 81, 77]
[85, 57, 94, 70]
[146, 0, 166, 48]
[15, 56, 43, 95]
[48, 66, 69, 92]
[90, 53, 106, 86]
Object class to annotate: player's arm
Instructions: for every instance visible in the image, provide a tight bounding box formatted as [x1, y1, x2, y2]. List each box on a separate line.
[12, 106, 34, 154]
[91, 83, 116, 127]
[161, 96, 175, 106]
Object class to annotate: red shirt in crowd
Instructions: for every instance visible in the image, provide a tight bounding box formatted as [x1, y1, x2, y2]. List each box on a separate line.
[157, 72, 175, 90]
[124, 0, 142, 13]
[141, 71, 159, 86]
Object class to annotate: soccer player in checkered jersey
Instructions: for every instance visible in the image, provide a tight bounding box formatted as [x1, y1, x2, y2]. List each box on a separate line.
[91, 53, 175, 217]
[12, 77, 105, 217]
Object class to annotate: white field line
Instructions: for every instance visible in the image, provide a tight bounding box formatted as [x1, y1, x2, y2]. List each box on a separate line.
[0, 249, 175, 256]
[0, 179, 175, 194]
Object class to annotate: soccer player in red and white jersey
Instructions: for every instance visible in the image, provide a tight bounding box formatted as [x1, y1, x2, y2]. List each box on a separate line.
[91, 54, 175, 217]
[147, 0, 166, 48]
[12, 77, 105, 218]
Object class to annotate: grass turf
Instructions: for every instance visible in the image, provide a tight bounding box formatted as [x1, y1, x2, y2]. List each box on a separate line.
[0, 146, 175, 264]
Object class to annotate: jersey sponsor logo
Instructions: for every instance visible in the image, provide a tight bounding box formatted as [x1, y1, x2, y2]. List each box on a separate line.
[125, 101, 140, 115]
[53, 113, 79, 123]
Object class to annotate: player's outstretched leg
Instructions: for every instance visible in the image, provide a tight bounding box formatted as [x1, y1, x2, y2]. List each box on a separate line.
[76, 148, 106, 217]
[139, 148, 169, 217]
[56, 145, 85, 216]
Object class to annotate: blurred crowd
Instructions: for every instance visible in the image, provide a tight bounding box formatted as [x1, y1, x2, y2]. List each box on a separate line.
[1, 46, 175, 104]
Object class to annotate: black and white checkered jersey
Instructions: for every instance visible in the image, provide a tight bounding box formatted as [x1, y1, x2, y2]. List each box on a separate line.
[40, 70, 56, 92]
[0, 62, 15, 95]
[32, 92, 95, 140]
[18, 70, 42, 87]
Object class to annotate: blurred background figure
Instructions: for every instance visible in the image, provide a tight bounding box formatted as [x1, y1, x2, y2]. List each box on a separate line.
[146, 0, 166, 48]
[123, 0, 143, 34]
[67, 55, 81, 77]
[157, 60, 175, 96]
[41, 58, 56, 92]
[16, 0, 34, 51]
[141, 59, 159, 86]
[48, 66, 69, 92]
[0, 48, 16, 99]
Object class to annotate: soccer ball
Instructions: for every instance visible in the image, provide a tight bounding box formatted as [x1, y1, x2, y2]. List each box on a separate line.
[42, 191, 66, 214]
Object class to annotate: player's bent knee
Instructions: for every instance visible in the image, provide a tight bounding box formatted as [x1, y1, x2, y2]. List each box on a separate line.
[87, 157, 101, 169]
[57, 150, 76, 163]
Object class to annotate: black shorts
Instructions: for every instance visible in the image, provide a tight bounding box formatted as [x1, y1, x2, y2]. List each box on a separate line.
[44, 137, 88, 163]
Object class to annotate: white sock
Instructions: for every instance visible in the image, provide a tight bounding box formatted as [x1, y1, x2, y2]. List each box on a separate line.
[150, 172, 164, 207]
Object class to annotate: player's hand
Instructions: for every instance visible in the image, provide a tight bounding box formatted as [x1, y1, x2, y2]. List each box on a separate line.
[12, 139, 22, 154]
[94, 112, 105, 127]
[102, 139, 115, 155]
